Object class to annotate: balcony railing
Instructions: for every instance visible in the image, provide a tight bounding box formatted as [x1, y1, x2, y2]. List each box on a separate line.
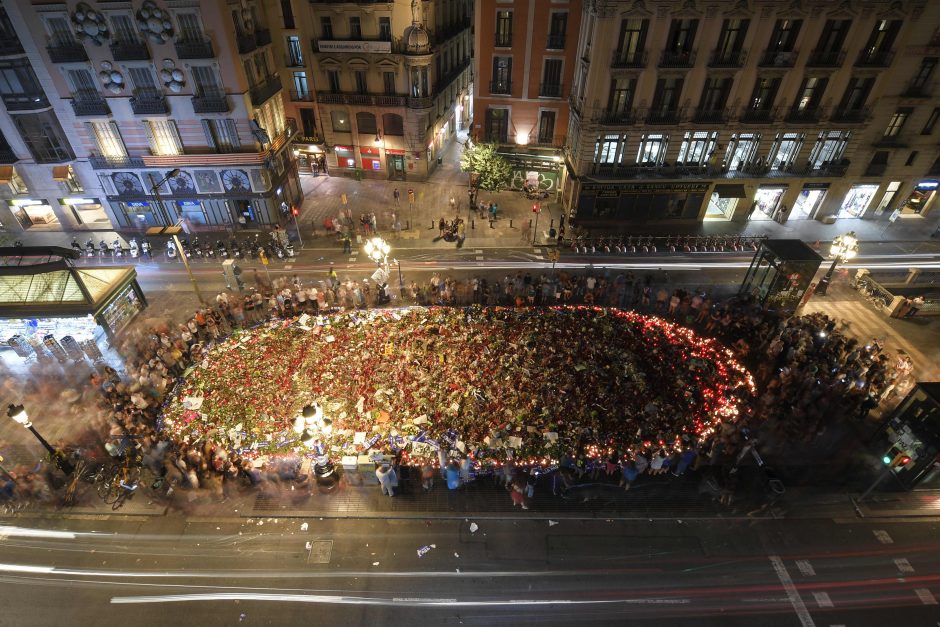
[645, 108, 681, 124]
[70, 92, 110, 116]
[290, 90, 314, 101]
[874, 134, 907, 148]
[806, 48, 845, 67]
[865, 163, 887, 177]
[130, 92, 169, 115]
[0, 148, 18, 164]
[2, 93, 50, 111]
[901, 82, 931, 98]
[490, 80, 512, 95]
[708, 49, 746, 68]
[757, 49, 798, 67]
[547, 34, 565, 50]
[256, 28, 272, 47]
[539, 83, 563, 98]
[784, 107, 823, 123]
[316, 92, 406, 106]
[494, 33, 512, 47]
[855, 49, 894, 67]
[692, 108, 729, 124]
[375, 94, 406, 106]
[285, 54, 305, 67]
[192, 92, 230, 113]
[46, 41, 88, 63]
[659, 50, 696, 68]
[89, 155, 147, 170]
[237, 31, 257, 54]
[0, 40, 24, 56]
[249, 75, 282, 106]
[408, 95, 432, 109]
[175, 38, 214, 59]
[611, 49, 646, 68]
[110, 40, 149, 61]
[740, 108, 776, 123]
[831, 106, 871, 123]
[597, 109, 636, 125]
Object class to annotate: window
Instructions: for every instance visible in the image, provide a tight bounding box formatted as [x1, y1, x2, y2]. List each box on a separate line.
[884, 108, 912, 137]
[677, 131, 718, 165]
[608, 78, 636, 113]
[129, 67, 159, 96]
[793, 77, 827, 111]
[331, 110, 350, 132]
[89, 121, 126, 157]
[651, 78, 682, 114]
[538, 111, 556, 144]
[910, 58, 938, 90]
[46, 16, 77, 46]
[725, 133, 760, 170]
[15, 113, 73, 163]
[110, 14, 139, 44]
[749, 77, 780, 110]
[382, 113, 404, 136]
[491, 57, 511, 94]
[767, 19, 801, 52]
[143, 120, 183, 156]
[923, 107, 940, 134]
[63, 166, 83, 193]
[816, 20, 850, 54]
[541, 59, 562, 97]
[0, 59, 43, 97]
[354, 70, 367, 94]
[769, 132, 803, 170]
[379, 17, 391, 41]
[320, 16, 333, 39]
[292, 71, 308, 98]
[299, 108, 317, 138]
[383, 71, 396, 95]
[548, 13, 567, 49]
[280, 0, 295, 30]
[665, 19, 698, 54]
[905, 151, 918, 166]
[202, 119, 241, 152]
[808, 130, 849, 168]
[66, 69, 97, 95]
[410, 66, 428, 97]
[349, 16, 361, 40]
[356, 112, 377, 135]
[839, 77, 874, 111]
[326, 70, 340, 93]
[615, 19, 647, 63]
[177, 14, 203, 41]
[191, 66, 222, 95]
[594, 134, 626, 164]
[637, 134, 668, 165]
[699, 78, 732, 112]
[484, 108, 509, 142]
[287, 36, 303, 66]
[860, 19, 900, 59]
[495, 11, 512, 47]
[714, 19, 749, 61]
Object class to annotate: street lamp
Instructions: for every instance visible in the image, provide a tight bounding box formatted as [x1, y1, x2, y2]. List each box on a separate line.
[815, 231, 859, 295]
[294, 403, 336, 487]
[7, 404, 74, 475]
[364, 236, 403, 300]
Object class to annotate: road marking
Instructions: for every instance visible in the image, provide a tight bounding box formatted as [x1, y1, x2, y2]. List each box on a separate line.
[476, 256, 484, 261]
[873, 530, 893, 544]
[284, 265, 292, 270]
[348, 257, 357, 262]
[533, 248, 542, 254]
[895, 558, 915, 573]
[796, 560, 816, 576]
[812, 592, 833, 608]
[111, 593, 692, 606]
[475, 250, 483, 254]
[914, 589, 937, 605]
[769, 555, 816, 627]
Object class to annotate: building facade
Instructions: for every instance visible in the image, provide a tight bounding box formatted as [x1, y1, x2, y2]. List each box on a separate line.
[472, 0, 582, 193]
[564, 0, 940, 230]
[0, 0, 301, 234]
[300, 0, 473, 181]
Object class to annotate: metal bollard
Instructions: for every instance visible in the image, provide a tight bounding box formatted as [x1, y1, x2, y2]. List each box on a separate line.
[550, 219, 554, 228]
[406, 220, 410, 231]
[471, 219, 475, 229]
[430, 220, 434, 229]
[509, 219, 513, 228]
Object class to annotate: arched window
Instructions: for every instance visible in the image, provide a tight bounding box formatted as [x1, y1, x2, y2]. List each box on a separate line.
[330, 110, 350, 132]
[356, 112, 377, 135]
[383, 113, 404, 136]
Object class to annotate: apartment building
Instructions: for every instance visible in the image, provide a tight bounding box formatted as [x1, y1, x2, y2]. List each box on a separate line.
[472, 0, 582, 193]
[301, 0, 473, 180]
[564, 0, 940, 230]
[0, 0, 301, 234]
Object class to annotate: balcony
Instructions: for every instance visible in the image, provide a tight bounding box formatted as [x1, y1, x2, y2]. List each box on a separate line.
[89, 155, 146, 170]
[864, 163, 887, 177]
[874, 134, 907, 148]
[46, 41, 88, 63]
[646, 109, 681, 125]
[489, 80, 512, 95]
[806, 48, 845, 67]
[110, 40, 149, 61]
[547, 34, 565, 50]
[784, 107, 823, 123]
[659, 50, 695, 68]
[757, 49, 798, 68]
[255, 28, 272, 47]
[611, 49, 646, 68]
[313, 37, 400, 53]
[0, 40, 24, 56]
[130, 92, 169, 115]
[597, 109, 636, 125]
[175, 38, 214, 59]
[494, 33, 512, 48]
[901, 81, 931, 98]
[249, 75, 282, 106]
[692, 108, 729, 124]
[2, 93, 50, 111]
[70, 92, 110, 116]
[855, 49, 894, 67]
[740, 108, 775, 123]
[0, 148, 18, 163]
[375, 94, 406, 106]
[315, 92, 406, 106]
[708, 49, 746, 68]
[290, 90, 314, 102]
[408, 95, 432, 109]
[237, 31, 257, 55]
[192, 92, 230, 113]
[539, 83, 563, 98]
[830, 106, 871, 123]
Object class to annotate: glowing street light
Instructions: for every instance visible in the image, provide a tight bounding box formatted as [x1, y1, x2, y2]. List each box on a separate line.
[363, 237, 403, 300]
[294, 403, 336, 486]
[816, 231, 859, 295]
[7, 404, 74, 475]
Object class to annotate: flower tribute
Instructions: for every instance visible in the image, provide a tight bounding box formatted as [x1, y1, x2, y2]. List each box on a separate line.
[163, 307, 754, 467]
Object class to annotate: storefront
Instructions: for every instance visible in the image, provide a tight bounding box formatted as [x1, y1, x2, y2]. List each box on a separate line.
[359, 146, 383, 174]
[386, 149, 406, 180]
[334, 145, 356, 170]
[900, 180, 938, 216]
[838, 184, 880, 218]
[790, 184, 829, 220]
[705, 184, 747, 221]
[294, 145, 328, 176]
[748, 186, 787, 221]
[61, 197, 112, 229]
[575, 182, 708, 225]
[7, 198, 61, 230]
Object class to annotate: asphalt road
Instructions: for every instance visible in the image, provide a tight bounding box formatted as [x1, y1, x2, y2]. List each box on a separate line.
[1, 515, 939, 626]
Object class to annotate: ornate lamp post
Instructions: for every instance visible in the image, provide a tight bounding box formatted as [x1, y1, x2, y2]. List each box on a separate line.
[7, 404, 74, 475]
[293, 403, 336, 486]
[364, 236, 403, 300]
[815, 231, 859, 295]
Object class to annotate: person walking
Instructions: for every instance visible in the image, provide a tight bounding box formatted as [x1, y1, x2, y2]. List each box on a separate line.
[393, 187, 401, 207]
[342, 233, 352, 254]
[438, 217, 446, 237]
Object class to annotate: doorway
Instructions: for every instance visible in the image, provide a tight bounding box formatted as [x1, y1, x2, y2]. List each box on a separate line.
[749, 187, 786, 221]
[387, 154, 405, 180]
[705, 193, 737, 220]
[790, 187, 827, 220]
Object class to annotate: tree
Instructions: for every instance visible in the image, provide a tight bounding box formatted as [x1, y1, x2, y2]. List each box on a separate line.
[460, 141, 512, 192]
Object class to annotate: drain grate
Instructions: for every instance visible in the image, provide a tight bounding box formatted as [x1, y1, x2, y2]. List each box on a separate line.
[254, 492, 281, 511]
[307, 540, 332, 564]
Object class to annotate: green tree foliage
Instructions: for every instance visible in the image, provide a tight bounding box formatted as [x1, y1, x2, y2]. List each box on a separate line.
[460, 141, 513, 192]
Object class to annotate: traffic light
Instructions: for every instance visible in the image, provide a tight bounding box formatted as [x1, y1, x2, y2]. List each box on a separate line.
[532, 203, 539, 213]
[883, 445, 911, 468]
[892, 454, 912, 468]
[291, 206, 299, 216]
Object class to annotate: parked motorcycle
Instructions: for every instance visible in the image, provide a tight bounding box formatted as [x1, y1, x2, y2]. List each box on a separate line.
[166, 239, 177, 259]
[129, 238, 139, 259]
[141, 239, 152, 259]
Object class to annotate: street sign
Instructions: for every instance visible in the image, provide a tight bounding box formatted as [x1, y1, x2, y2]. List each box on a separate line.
[888, 208, 901, 223]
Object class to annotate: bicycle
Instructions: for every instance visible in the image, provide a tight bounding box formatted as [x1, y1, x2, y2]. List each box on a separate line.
[98, 451, 142, 508]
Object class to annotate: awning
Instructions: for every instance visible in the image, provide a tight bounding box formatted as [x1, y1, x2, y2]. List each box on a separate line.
[0, 166, 13, 185]
[52, 165, 71, 181]
[714, 184, 747, 199]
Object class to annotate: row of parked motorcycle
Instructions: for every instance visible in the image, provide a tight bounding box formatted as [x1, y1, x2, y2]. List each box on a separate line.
[70, 232, 296, 262]
[568, 234, 765, 255]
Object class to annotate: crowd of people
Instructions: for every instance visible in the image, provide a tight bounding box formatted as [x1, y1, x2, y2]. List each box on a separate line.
[0, 265, 918, 512]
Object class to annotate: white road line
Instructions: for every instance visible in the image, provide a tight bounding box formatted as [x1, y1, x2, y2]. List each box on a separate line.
[873, 530, 894, 544]
[914, 589, 937, 605]
[110, 593, 692, 606]
[769, 555, 816, 627]
[475, 250, 483, 254]
[476, 256, 484, 261]
[796, 560, 816, 576]
[348, 257, 357, 262]
[812, 592, 833, 608]
[894, 558, 915, 574]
